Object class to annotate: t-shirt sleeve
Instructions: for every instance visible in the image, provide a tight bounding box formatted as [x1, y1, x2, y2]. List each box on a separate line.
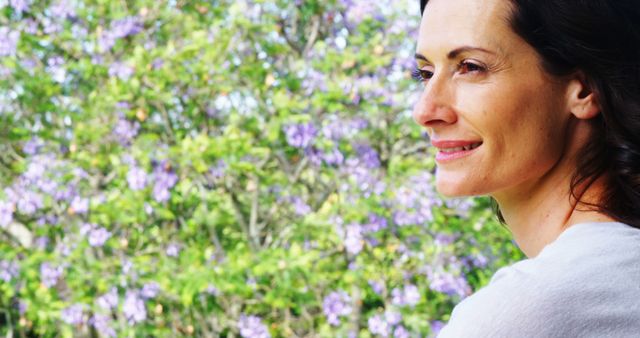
[435, 265, 576, 338]
[437, 223, 640, 338]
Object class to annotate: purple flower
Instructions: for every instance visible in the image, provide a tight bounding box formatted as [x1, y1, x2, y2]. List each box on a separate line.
[110, 17, 143, 39]
[434, 233, 456, 246]
[445, 197, 474, 218]
[238, 314, 271, 338]
[321, 147, 344, 166]
[40, 263, 62, 287]
[393, 210, 429, 227]
[284, 122, 317, 148]
[19, 19, 38, 36]
[79, 222, 94, 236]
[46, 56, 66, 83]
[49, 0, 75, 19]
[123, 290, 146, 324]
[56, 242, 74, 256]
[97, 37, 115, 53]
[151, 162, 178, 203]
[9, 0, 31, 14]
[368, 314, 390, 337]
[0, 201, 14, 227]
[113, 117, 140, 145]
[70, 196, 89, 214]
[127, 166, 147, 190]
[470, 253, 489, 268]
[23, 161, 45, 183]
[71, 23, 88, 40]
[15, 190, 43, 215]
[363, 213, 387, 233]
[341, 158, 386, 197]
[304, 146, 323, 166]
[209, 160, 227, 180]
[23, 137, 43, 155]
[91, 54, 104, 65]
[391, 284, 421, 308]
[430, 320, 445, 336]
[0, 65, 11, 78]
[0, 260, 19, 282]
[41, 17, 62, 35]
[322, 119, 347, 140]
[301, 68, 327, 94]
[98, 17, 143, 52]
[344, 223, 363, 255]
[18, 301, 27, 315]
[385, 311, 402, 326]
[140, 282, 160, 299]
[205, 284, 220, 296]
[88, 227, 111, 247]
[355, 144, 380, 169]
[35, 236, 49, 250]
[61, 304, 84, 325]
[109, 61, 134, 80]
[53, 186, 75, 202]
[144, 203, 153, 215]
[151, 57, 164, 69]
[394, 325, 410, 338]
[368, 280, 385, 295]
[323, 290, 352, 326]
[324, 117, 367, 141]
[391, 173, 442, 227]
[166, 243, 180, 257]
[97, 287, 119, 311]
[291, 196, 311, 216]
[90, 314, 116, 337]
[404, 284, 421, 306]
[428, 271, 471, 298]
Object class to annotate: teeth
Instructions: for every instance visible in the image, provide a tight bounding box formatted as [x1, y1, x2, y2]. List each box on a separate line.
[441, 142, 481, 153]
[441, 147, 464, 152]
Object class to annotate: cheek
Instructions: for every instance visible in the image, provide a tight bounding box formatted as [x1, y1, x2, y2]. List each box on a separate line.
[492, 98, 567, 179]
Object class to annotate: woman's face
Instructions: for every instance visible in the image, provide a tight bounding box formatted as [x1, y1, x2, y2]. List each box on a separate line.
[413, 0, 573, 198]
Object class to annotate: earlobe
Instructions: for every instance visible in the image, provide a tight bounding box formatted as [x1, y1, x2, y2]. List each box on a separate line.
[568, 73, 600, 120]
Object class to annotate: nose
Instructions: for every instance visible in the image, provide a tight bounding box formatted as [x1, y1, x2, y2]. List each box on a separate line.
[412, 77, 457, 129]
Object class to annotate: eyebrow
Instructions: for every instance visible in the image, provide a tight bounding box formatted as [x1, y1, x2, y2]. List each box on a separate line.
[415, 46, 496, 63]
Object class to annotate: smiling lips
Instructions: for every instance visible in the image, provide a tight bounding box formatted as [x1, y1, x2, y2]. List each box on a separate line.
[431, 140, 483, 163]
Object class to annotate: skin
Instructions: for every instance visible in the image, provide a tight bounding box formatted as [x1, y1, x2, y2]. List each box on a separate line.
[413, 0, 614, 257]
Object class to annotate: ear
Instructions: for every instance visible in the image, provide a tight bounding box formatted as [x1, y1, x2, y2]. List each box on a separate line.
[566, 71, 600, 120]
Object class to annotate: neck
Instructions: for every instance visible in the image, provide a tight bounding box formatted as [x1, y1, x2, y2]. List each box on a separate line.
[493, 120, 614, 258]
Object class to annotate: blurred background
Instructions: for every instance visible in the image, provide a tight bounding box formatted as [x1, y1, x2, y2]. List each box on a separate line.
[0, 0, 523, 336]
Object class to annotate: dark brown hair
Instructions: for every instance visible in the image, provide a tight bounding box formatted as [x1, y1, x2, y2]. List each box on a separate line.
[419, 0, 640, 229]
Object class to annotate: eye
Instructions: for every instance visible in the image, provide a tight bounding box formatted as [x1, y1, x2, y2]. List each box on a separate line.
[458, 60, 486, 74]
[411, 67, 434, 83]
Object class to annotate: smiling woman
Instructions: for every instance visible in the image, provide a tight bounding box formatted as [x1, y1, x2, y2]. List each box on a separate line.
[414, 0, 640, 336]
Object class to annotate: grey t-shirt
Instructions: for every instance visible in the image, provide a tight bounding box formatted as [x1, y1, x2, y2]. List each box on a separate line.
[437, 222, 640, 338]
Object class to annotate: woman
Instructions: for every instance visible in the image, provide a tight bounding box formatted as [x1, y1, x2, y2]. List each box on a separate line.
[413, 0, 640, 336]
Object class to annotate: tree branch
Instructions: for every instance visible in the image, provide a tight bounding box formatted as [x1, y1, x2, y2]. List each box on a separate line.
[1, 221, 32, 249]
[248, 173, 260, 248]
[302, 15, 321, 56]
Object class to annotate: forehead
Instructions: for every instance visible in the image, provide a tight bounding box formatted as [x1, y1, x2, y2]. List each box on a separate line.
[417, 0, 512, 53]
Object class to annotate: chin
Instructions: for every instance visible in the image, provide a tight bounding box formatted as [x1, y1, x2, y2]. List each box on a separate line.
[436, 183, 470, 197]
[435, 173, 485, 198]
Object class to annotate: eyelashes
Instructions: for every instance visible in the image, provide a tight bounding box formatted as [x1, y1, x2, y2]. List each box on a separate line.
[411, 61, 486, 83]
[411, 68, 433, 82]
[458, 61, 485, 74]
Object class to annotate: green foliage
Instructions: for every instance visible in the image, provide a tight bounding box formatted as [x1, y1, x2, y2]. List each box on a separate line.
[0, 0, 524, 337]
